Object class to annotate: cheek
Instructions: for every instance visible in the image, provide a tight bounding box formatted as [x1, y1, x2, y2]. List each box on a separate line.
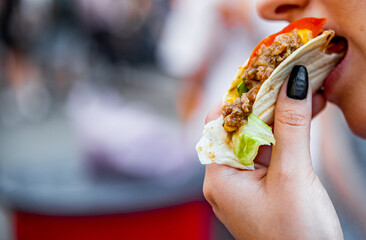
[330, 48, 366, 138]
[339, 84, 366, 138]
[342, 107, 366, 138]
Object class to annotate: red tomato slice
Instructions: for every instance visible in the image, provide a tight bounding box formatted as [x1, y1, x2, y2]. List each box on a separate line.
[249, 17, 326, 61]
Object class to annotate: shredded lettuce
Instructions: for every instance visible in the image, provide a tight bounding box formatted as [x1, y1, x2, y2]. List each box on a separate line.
[232, 114, 275, 166]
[237, 82, 248, 97]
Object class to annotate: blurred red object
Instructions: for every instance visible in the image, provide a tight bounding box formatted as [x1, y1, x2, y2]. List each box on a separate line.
[14, 201, 213, 240]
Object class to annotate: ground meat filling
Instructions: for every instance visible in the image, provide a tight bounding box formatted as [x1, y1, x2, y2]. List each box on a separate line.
[222, 29, 305, 131]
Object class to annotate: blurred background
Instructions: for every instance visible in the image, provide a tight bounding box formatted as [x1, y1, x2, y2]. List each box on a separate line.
[0, 0, 366, 239]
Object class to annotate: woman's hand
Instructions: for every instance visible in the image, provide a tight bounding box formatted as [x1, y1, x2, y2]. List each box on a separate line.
[203, 66, 343, 240]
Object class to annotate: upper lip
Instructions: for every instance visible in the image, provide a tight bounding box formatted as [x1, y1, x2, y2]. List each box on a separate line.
[323, 23, 346, 38]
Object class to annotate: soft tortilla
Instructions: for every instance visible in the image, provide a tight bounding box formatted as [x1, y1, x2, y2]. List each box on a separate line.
[197, 30, 343, 170]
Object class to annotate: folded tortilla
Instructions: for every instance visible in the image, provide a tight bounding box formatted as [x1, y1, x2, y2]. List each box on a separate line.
[197, 20, 344, 170]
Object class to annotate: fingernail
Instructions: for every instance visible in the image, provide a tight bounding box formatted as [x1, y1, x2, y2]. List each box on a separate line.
[287, 65, 308, 100]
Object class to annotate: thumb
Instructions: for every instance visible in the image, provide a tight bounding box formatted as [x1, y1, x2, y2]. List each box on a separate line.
[205, 101, 222, 124]
[269, 65, 313, 175]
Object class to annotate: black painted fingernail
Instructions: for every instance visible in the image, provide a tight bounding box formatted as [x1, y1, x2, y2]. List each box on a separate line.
[287, 65, 308, 100]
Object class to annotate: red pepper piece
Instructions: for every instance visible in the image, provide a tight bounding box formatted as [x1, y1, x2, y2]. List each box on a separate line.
[249, 17, 326, 61]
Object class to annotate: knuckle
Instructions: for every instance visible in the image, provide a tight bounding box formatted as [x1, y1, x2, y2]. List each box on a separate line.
[276, 168, 296, 182]
[203, 181, 222, 218]
[267, 168, 296, 188]
[276, 109, 308, 127]
[211, 205, 222, 221]
[205, 114, 211, 124]
[270, 161, 312, 184]
[205, 111, 214, 124]
[203, 181, 214, 203]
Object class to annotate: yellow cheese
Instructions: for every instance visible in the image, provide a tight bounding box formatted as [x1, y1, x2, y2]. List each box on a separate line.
[297, 29, 313, 44]
[226, 96, 237, 103]
[224, 124, 236, 132]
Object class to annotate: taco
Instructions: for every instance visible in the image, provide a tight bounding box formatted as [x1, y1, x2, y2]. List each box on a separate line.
[196, 17, 346, 170]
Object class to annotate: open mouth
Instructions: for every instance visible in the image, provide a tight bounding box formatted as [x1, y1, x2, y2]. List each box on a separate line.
[322, 36, 349, 94]
[326, 35, 348, 55]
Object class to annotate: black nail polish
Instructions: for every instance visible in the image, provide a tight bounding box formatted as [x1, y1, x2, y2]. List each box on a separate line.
[287, 65, 308, 100]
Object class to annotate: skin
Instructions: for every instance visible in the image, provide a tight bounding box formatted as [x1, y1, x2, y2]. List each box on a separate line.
[203, 0, 366, 239]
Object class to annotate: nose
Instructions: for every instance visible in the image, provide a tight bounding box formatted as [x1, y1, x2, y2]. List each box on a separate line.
[256, 0, 309, 21]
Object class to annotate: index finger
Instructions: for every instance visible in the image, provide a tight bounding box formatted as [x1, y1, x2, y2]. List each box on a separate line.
[269, 66, 313, 175]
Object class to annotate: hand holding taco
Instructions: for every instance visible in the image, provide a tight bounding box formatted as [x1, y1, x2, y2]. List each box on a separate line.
[203, 65, 343, 239]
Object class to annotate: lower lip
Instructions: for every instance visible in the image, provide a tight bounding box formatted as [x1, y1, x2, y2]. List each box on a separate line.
[323, 51, 348, 99]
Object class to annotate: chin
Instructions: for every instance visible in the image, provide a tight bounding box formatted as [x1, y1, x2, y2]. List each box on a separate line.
[341, 105, 366, 139]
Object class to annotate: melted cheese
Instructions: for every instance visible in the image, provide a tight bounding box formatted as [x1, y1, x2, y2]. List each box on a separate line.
[226, 96, 237, 103]
[297, 29, 313, 44]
